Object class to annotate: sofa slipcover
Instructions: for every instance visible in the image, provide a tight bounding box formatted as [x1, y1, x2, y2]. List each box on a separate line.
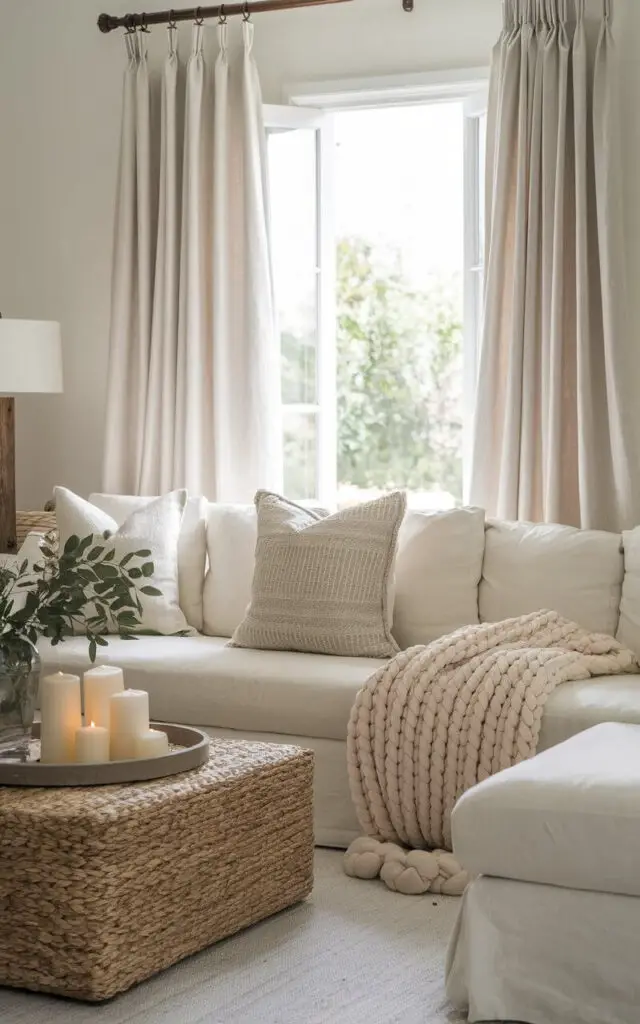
[480, 518, 624, 636]
[452, 723, 640, 897]
[38, 636, 385, 742]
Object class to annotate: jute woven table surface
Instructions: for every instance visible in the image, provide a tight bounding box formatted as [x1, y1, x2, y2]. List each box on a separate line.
[0, 740, 314, 1002]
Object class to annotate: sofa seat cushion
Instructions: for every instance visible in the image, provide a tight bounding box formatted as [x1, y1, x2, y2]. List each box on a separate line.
[37, 637, 385, 742]
[452, 723, 640, 898]
[480, 519, 623, 636]
[539, 674, 640, 751]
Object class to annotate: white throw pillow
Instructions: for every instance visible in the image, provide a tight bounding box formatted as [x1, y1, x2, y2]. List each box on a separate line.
[89, 493, 207, 632]
[54, 487, 196, 637]
[480, 519, 624, 637]
[392, 507, 485, 648]
[617, 528, 640, 655]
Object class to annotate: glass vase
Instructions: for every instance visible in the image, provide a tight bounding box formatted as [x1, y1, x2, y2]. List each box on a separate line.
[0, 643, 40, 760]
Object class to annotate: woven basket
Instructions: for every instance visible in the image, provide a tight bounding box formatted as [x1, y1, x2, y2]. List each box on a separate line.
[15, 511, 57, 549]
[0, 740, 314, 1001]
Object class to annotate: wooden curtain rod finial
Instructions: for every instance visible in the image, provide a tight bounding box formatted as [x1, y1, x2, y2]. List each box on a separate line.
[98, 13, 117, 32]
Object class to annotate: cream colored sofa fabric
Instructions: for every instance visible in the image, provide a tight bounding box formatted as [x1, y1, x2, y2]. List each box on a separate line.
[479, 518, 624, 636]
[392, 507, 485, 648]
[202, 502, 257, 638]
[39, 493, 640, 850]
[617, 527, 640, 656]
[446, 875, 640, 1024]
[452, 723, 640, 897]
[38, 635, 384, 742]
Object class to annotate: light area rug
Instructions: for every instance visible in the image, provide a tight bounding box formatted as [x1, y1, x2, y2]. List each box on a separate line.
[0, 850, 472, 1024]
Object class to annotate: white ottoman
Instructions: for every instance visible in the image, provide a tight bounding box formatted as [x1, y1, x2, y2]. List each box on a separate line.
[445, 723, 640, 1024]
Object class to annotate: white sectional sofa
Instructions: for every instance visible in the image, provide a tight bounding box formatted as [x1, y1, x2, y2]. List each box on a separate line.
[38, 496, 640, 848]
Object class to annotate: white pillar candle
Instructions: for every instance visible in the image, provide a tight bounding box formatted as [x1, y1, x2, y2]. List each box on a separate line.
[109, 689, 150, 761]
[133, 728, 170, 759]
[83, 665, 124, 729]
[40, 672, 82, 764]
[75, 721, 110, 764]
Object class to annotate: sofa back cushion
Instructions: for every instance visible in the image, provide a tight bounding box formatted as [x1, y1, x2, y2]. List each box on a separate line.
[89, 493, 207, 633]
[480, 519, 624, 636]
[203, 503, 258, 638]
[392, 507, 485, 648]
[616, 529, 640, 655]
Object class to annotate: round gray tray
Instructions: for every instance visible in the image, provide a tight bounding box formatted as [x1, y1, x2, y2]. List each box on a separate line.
[0, 723, 210, 787]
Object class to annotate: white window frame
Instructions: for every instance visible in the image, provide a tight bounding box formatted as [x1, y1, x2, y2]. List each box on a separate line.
[264, 104, 337, 506]
[463, 89, 489, 499]
[267, 68, 489, 506]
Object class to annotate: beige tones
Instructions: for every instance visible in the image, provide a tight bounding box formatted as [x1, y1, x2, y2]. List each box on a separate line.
[231, 491, 406, 658]
[617, 528, 640, 655]
[344, 836, 468, 897]
[451, 722, 640, 898]
[470, 0, 636, 532]
[54, 486, 195, 636]
[0, 741, 313, 1002]
[2, 849, 463, 1024]
[103, 23, 281, 501]
[480, 518, 624, 637]
[348, 611, 638, 855]
[392, 507, 485, 648]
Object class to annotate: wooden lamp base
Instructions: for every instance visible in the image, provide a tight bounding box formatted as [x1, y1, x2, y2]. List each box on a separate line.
[0, 397, 16, 554]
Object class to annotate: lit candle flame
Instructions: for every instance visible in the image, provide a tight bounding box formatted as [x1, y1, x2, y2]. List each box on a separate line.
[90, 721, 96, 729]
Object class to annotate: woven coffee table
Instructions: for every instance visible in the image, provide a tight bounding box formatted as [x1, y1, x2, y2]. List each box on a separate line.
[0, 740, 314, 1001]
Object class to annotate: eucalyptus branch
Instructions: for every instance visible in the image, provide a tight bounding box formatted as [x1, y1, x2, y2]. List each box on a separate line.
[0, 531, 160, 666]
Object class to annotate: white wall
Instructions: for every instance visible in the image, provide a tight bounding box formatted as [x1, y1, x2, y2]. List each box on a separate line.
[0, 0, 636, 507]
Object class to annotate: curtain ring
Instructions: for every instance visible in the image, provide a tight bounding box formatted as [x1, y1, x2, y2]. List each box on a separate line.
[124, 12, 136, 33]
[168, 9, 178, 29]
[242, 1, 251, 21]
[140, 12, 151, 32]
[218, 4, 227, 24]
[195, 6, 205, 24]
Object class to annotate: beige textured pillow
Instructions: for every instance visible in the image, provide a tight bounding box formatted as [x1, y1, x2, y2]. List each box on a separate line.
[230, 490, 407, 658]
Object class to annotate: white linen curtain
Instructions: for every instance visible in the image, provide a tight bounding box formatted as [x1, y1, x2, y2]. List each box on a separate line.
[103, 22, 282, 501]
[469, 0, 636, 531]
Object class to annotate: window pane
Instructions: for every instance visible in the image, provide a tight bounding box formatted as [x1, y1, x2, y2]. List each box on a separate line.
[283, 410, 318, 500]
[268, 128, 318, 406]
[334, 103, 464, 511]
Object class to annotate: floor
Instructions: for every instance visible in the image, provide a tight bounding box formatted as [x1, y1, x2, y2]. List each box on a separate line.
[1, 850, 468, 1024]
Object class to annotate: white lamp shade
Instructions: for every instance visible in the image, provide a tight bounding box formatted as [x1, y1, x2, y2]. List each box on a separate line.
[0, 319, 63, 395]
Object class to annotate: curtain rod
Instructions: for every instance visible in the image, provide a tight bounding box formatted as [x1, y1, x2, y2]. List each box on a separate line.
[98, 0, 360, 33]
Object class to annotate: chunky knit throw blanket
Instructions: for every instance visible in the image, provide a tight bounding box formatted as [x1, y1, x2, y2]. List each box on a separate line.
[347, 610, 638, 862]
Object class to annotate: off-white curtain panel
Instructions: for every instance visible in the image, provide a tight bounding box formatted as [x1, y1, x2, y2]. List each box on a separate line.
[470, 0, 636, 532]
[103, 23, 282, 500]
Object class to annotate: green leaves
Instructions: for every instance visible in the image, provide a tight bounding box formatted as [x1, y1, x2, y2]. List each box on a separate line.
[0, 531, 159, 661]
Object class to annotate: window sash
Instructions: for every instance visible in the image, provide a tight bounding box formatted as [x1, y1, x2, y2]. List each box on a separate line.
[265, 105, 336, 507]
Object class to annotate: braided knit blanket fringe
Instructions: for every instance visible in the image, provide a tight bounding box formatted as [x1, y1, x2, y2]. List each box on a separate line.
[347, 610, 639, 855]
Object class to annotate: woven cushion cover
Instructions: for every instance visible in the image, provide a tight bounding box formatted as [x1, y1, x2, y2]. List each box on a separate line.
[231, 490, 406, 658]
[0, 741, 314, 1001]
[452, 723, 640, 897]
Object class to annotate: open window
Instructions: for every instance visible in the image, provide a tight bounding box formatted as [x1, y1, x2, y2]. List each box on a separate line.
[266, 72, 488, 509]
